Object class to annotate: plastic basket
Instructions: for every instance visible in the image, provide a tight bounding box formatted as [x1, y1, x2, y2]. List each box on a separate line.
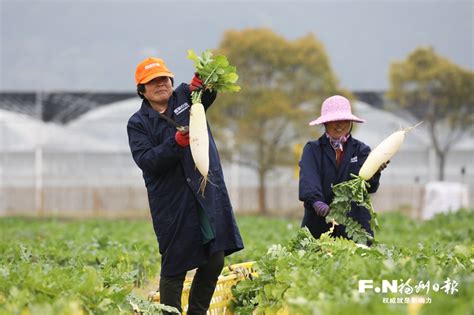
[152, 261, 257, 314]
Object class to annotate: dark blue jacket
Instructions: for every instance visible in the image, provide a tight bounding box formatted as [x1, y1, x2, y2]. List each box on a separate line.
[299, 134, 381, 240]
[127, 83, 244, 276]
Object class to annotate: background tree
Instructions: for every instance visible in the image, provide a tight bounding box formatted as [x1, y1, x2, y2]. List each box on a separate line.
[387, 47, 474, 180]
[208, 28, 348, 214]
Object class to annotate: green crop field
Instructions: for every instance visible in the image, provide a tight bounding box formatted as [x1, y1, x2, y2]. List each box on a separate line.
[230, 211, 473, 315]
[0, 211, 472, 314]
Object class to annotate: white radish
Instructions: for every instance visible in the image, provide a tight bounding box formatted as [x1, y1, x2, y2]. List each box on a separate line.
[189, 102, 209, 193]
[358, 122, 422, 180]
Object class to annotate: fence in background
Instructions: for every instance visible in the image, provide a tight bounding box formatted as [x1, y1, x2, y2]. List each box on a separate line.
[2, 160, 472, 219]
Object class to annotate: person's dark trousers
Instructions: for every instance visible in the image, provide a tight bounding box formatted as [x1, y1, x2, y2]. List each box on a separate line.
[159, 251, 225, 315]
[160, 272, 186, 314]
[187, 251, 225, 315]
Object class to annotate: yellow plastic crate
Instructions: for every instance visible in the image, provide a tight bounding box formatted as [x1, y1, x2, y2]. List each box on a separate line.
[152, 261, 257, 314]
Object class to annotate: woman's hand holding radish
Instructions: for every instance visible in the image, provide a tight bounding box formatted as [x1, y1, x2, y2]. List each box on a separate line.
[175, 129, 190, 147]
[313, 201, 330, 217]
[189, 73, 203, 92]
[378, 160, 390, 173]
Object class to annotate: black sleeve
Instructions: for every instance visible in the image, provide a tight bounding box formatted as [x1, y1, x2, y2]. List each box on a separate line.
[201, 89, 217, 110]
[299, 142, 325, 208]
[127, 116, 182, 175]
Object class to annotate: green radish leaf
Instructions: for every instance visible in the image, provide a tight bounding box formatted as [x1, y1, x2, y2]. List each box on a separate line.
[187, 49, 200, 66]
[187, 49, 241, 104]
[326, 176, 376, 244]
[214, 55, 229, 67]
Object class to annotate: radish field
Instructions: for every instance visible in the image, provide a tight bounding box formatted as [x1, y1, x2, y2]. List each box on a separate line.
[1, 211, 472, 314]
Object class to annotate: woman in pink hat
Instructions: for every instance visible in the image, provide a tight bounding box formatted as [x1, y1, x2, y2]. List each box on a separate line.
[298, 95, 388, 244]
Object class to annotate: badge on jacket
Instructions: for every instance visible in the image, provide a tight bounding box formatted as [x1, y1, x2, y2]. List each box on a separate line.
[174, 102, 190, 115]
[350, 156, 358, 163]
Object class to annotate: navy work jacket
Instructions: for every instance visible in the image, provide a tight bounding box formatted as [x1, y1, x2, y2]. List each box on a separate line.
[299, 134, 381, 240]
[127, 83, 244, 277]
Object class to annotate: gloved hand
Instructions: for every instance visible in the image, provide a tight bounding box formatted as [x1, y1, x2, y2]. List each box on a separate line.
[189, 73, 203, 92]
[175, 130, 190, 147]
[312, 201, 330, 217]
[378, 160, 390, 173]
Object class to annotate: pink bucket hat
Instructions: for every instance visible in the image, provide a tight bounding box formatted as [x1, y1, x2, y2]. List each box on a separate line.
[309, 95, 365, 125]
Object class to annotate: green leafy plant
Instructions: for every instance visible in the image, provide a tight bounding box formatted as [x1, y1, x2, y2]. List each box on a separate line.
[2, 212, 472, 315]
[230, 210, 474, 315]
[0, 219, 161, 314]
[187, 49, 240, 104]
[326, 174, 378, 244]
[0, 216, 297, 315]
[128, 293, 180, 314]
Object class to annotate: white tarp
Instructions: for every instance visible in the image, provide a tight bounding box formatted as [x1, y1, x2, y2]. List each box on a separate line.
[67, 97, 139, 151]
[0, 108, 116, 151]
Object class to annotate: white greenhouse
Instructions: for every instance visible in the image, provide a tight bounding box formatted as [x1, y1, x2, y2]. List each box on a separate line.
[0, 98, 472, 217]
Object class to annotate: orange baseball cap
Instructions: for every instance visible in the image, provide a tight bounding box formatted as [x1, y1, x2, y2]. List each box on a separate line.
[135, 57, 174, 85]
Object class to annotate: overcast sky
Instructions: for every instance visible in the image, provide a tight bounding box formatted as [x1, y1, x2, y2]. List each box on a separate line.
[1, 0, 472, 92]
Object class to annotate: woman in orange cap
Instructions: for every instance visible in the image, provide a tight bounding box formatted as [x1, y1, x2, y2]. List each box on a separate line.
[127, 57, 244, 314]
[299, 95, 388, 244]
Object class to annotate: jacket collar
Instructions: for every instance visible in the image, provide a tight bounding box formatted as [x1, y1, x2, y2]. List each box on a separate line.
[338, 136, 356, 177]
[319, 134, 356, 173]
[139, 99, 166, 118]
